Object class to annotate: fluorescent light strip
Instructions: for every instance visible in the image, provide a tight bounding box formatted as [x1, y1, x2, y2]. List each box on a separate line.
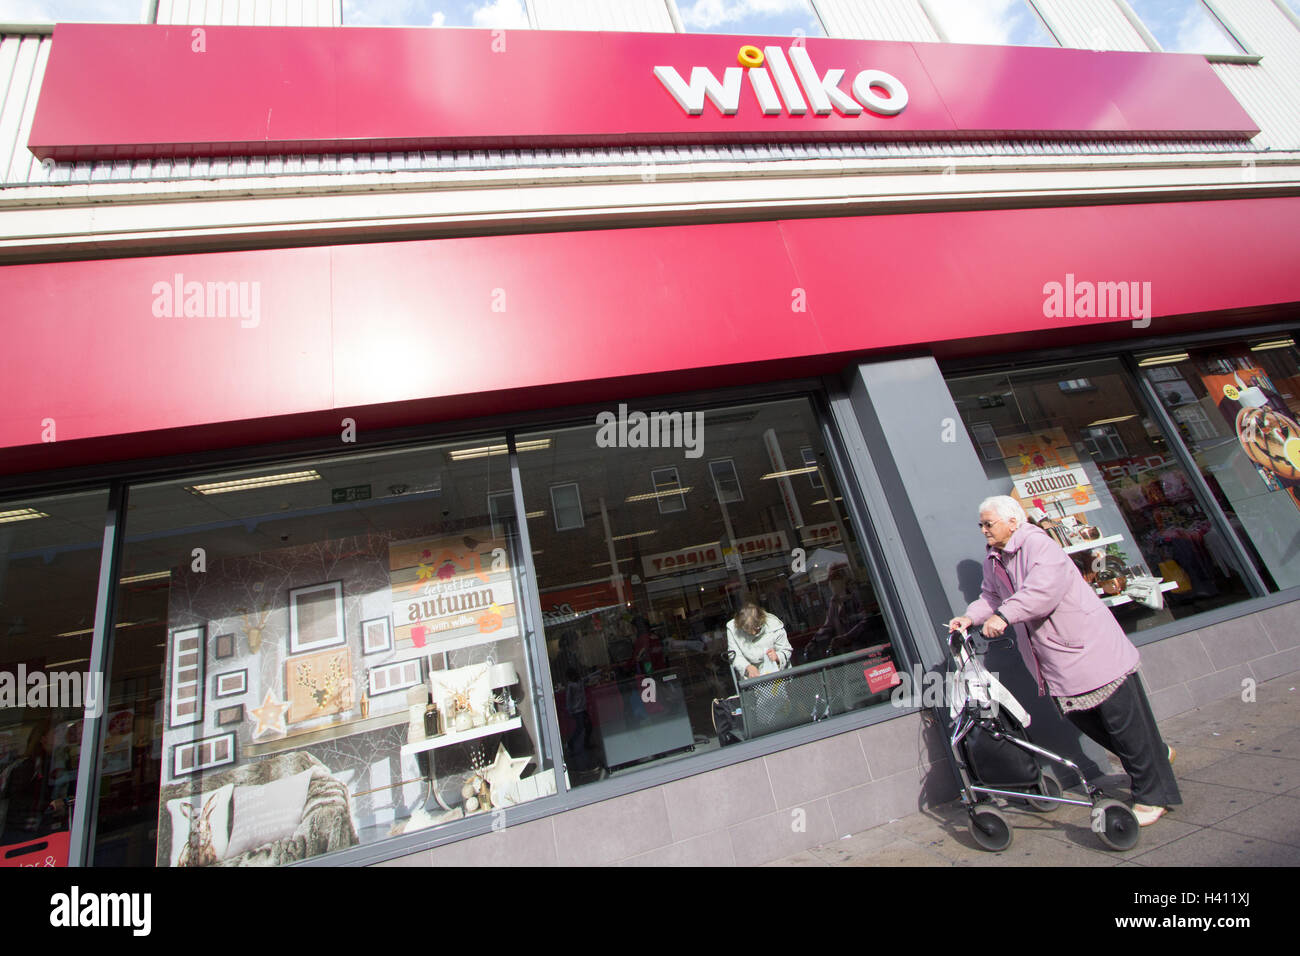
[593, 558, 636, 568]
[449, 439, 551, 461]
[0, 508, 49, 523]
[760, 466, 818, 480]
[1250, 338, 1295, 351]
[624, 487, 692, 502]
[811, 497, 844, 505]
[56, 621, 141, 638]
[525, 511, 547, 519]
[1137, 353, 1189, 367]
[611, 530, 658, 541]
[189, 470, 321, 494]
[119, 571, 172, 584]
[47, 658, 90, 669]
[1086, 415, 1136, 427]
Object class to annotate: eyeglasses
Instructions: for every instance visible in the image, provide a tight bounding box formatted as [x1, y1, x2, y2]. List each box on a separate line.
[977, 520, 1001, 529]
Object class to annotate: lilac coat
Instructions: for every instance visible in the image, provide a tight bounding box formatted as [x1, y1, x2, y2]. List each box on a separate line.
[965, 523, 1139, 697]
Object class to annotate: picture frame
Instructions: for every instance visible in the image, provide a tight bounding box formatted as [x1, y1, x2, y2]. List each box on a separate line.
[367, 659, 422, 697]
[362, 616, 393, 656]
[213, 670, 247, 699]
[167, 626, 205, 729]
[172, 733, 236, 778]
[214, 632, 236, 659]
[288, 580, 345, 654]
[216, 704, 244, 727]
[285, 646, 353, 723]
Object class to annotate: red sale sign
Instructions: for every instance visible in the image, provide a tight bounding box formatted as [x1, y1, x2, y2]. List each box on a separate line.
[865, 662, 900, 694]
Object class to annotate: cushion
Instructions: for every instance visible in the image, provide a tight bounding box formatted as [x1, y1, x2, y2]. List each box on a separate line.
[165, 783, 234, 867]
[225, 769, 315, 859]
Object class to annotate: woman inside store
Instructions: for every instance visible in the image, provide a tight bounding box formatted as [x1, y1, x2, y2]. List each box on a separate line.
[727, 602, 793, 680]
[947, 495, 1181, 826]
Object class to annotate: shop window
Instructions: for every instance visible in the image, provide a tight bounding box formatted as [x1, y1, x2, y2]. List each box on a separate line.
[1138, 338, 1300, 592]
[550, 483, 584, 530]
[344, 0, 531, 28]
[517, 397, 902, 791]
[0, 490, 107, 867]
[6, 1, 139, 22]
[947, 358, 1252, 634]
[1123, 0, 1244, 54]
[94, 441, 554, 867]
[924, 0, 1058, 47]
[674, 0, 825, 37]
[709, 458, 745, 503]
[799, 448, 824, 491]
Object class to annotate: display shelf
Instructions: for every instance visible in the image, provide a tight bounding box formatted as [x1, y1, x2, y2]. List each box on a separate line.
[246, 709, 408, 758]
[400, 716, 522, 757]
[1064, 534, 1124, 555]
[1099, 580, 1180, 607]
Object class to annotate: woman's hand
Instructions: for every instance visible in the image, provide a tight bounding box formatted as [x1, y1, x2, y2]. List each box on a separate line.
[745, 665, 760, 678]
[948, 616, 973, 633]
[765, 649, 780, 662]
[982, 614, 1008, 638]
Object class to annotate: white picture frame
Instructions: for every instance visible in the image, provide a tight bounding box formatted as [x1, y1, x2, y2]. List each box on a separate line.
[362, 616, 393, 656]
[288, 580, 345, 654]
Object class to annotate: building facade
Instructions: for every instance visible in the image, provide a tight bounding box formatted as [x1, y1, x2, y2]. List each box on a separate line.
[0, 0, 1297, 867]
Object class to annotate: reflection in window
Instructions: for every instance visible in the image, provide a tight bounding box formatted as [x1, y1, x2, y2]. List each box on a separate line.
[0, 491, 107, 866]
[651, 468, 688, 514]
[551, 483, 584, 530]
[519, 397, 901, 789]
[1124, 0, 1243, 54]
[344, 0, 530, 28]
[1139, 339, 1300, 591]
[675, 0, 825, 37]
[924, 0, 1057, 46]
[95, 441, 552, 866]
[947, 358, 1251, 634]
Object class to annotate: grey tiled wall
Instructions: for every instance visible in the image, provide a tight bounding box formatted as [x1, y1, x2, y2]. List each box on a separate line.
[372, 598, 1297, 866]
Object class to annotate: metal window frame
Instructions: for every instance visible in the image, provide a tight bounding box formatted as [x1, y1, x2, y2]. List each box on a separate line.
[706, 457, 745, 503]
[1115, 0, 1251, 55]
[650, 465, 688, 514]
[549, 481, 585, 531]
[666, 0, 828, 38]
[919, 0, 1062, 48]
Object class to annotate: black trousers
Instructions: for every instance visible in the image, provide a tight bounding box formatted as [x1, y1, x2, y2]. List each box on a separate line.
[1062, 674, 1182, 807]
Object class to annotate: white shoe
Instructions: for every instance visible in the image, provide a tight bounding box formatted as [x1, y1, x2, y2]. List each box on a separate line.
[1167, 745, 1176, 765]
[1133, 804, 1167, 826]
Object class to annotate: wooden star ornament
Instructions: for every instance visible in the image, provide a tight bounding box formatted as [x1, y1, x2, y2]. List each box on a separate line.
[482, 742, 532, 808]
[250, 690, 290, 738]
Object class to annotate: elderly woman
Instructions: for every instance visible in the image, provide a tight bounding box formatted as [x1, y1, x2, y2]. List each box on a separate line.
[727, 603, 793, 680]
[948, 495, 1180, 826]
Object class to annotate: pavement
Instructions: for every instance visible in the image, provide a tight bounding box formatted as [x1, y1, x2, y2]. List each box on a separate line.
[768, 669, 1300, 867]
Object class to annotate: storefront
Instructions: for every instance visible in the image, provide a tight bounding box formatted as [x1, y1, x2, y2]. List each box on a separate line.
[2, 3, 1299, 868]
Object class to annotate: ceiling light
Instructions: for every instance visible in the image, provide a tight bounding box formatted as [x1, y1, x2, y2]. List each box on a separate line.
[761, 467, 818, 480]
[1086, 415, 1136, 427]
[448, 439, 551, 461]
[525, 510, 546, 519]
[1137, 353, 1189, 367]
[624, 487, 692, 503]
[0, 508, 49, 523]
[47, 658, 90, 669]
[1250, 338, 1294, 351]
[189, 470, 321, 494]
[611, 530, 658, 541]
[56, 621, 141, 638]
[119, 570, 172, 584]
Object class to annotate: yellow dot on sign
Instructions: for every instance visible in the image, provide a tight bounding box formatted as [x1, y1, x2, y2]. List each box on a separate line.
[1223, 384, 1240, 401]
[738, 45, 764, 68]
[1284, 437, 1300, 470]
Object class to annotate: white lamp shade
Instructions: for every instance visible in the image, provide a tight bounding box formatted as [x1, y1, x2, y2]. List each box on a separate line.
[488, 661, 518, 688]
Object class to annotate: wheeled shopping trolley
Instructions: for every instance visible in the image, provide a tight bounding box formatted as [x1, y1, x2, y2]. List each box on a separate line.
[943, 626, 1140, 852]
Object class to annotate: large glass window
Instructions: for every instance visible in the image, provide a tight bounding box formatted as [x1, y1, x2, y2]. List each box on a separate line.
[1139, 337, 1300, 592]
[924, 0, 1058, 47]
[674, 0, 825, 38]
[1124, 0, 1244, 54]
[95, 440, 554, 866]
[0, 490, 107, 867]
[947, 358, 1252, 633]
[519, 397, 902, 788]
[344, 0, 531, 28]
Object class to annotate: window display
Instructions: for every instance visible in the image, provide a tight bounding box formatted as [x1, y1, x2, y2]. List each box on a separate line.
[94, 441, 554, 866]
[1140, 338, 1300, 591]
[0, 490, 107, 868]
[517, 396, 902, 788]
[947, 359, 1252, 632]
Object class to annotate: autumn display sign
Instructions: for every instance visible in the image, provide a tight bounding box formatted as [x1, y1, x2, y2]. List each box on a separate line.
[388, 530, 518, 658]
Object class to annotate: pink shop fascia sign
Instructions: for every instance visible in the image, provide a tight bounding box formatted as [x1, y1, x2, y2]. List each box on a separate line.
[28, 25, 1257, 160]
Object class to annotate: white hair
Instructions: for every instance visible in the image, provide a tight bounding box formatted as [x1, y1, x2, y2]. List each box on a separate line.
[979, 495, 1026, 523]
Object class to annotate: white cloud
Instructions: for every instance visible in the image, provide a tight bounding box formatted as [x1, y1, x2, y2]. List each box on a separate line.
[0, 0, 136, 22]
[471, 0, 528, 29]
[678, 0, 812, 31]
[925, 0, 1043, 46]
[431, 11, 446, 26]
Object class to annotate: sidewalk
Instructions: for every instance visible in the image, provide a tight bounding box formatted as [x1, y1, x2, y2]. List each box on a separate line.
[768, 670, 1300, 867]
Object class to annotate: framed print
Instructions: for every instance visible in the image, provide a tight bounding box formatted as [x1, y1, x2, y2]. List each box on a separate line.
[216, 704, 244, 727]
[362, 616, 392, 656]
[367, 659, 422, 697]
[167, 626, 205, 729]
[214, 632, 236, 659]
[286, 646, 353, 723]
[288, 580, 345, 654]
[172, 733, 236, 777]
[214, 670, 247, 699]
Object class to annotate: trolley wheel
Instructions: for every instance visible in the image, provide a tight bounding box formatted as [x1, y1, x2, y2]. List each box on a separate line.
[1025, 766, 1064, 813]
[969, 805, 1013, 852]
[1093, 798, 1141, 852]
